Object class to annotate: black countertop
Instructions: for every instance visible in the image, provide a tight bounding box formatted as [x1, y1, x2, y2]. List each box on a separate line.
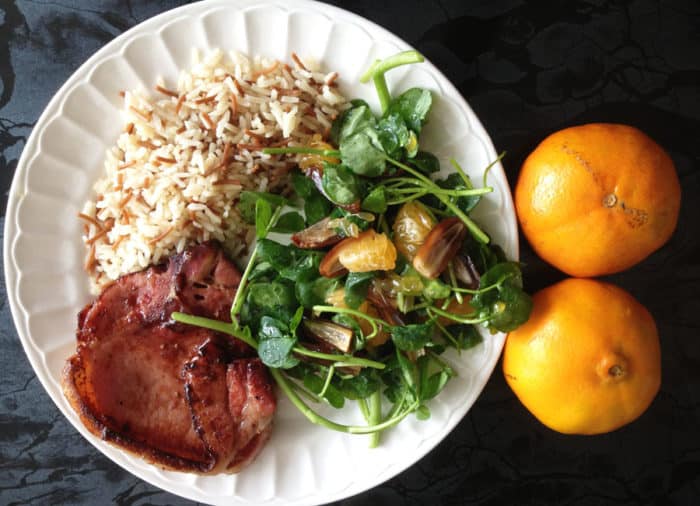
[1, 1, 699, 504]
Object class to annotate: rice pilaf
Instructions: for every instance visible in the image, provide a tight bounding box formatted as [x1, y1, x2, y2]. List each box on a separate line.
[80, 50, 348, 293]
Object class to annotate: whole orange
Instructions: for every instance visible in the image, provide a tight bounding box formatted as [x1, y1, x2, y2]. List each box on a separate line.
[502, 278, 661, 435]
[515, 123, 680, 277]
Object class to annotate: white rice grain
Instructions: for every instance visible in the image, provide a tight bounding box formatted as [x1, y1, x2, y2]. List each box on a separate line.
[80, 51, 347, 293]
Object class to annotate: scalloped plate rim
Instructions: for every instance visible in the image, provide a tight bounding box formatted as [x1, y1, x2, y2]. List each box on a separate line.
[3, 1, 518, 504]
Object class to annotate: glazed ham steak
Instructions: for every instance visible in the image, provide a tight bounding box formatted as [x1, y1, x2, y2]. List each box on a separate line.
[62, 242, 276, 474]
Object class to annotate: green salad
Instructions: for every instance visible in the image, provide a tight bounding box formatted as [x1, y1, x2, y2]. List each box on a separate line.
[174, 50, 532, 446]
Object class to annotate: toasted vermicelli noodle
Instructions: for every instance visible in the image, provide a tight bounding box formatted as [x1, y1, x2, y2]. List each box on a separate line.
[80, 50, 347, 293]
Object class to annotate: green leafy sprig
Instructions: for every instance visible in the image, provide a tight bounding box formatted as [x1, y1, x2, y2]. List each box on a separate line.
[173, 49, 532, 447]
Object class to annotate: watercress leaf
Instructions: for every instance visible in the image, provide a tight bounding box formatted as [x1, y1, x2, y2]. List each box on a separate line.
[380, 356, 406, 404]
[281, 250, 324, 282]
[255, 198, 273, 239]
[323, 383, 345, 409]
[290, 306, 305, 334]
[271, 212, 305, 233]
[322, 164, 363, 205]
[486, 283, 533, 333]
[239, 299, 254, 328]
[457, 194, 481, 214]
[257, 316, 299, 369]
[462, 237, 507, 273]
[259, 315, 289, 339]
[391, 321, 435, 351]
[427, 342, 447, 355]
[247, 281, 297, 312]
[394, 267, 423, 295]
[296, 277, 341, 308]
[344, 272, 374, 309]
[257, 239, 292, 271]
[339, 369, 380, 400]
[438, 172, 481, 213]
[283, 362, 312, 381]
[376, 113, 410, 157]
[340, 130, 387, 177]
[331, 313, 361, 333]
[334, 103, 376, 143]
[330, 208, 373, 236]
[395, 350, 418, 398]
[464, 261, 532, 333]
[411, 150, 440, 174]
[386, 88, 433, 134]
[257, 239, 324, 282]
[422, 278, 451, 300]
[291, 172, 331, 225]
[445, 324, 483, 350]
[383, 381, 403, 405]
[423, 370, 451, 401]
[416, 353, 454, 402]
[329, 207, 345, 219]
[418, 192, 442, 215]
[438, 172, 467, 190]
[239, 191, 288, 224]
[415, 404, 431, 420]
[330, 99, 370, 144]
[324, 384, 345, 409]
[361, 185, 387, 214]
[303, 373, 345, 409]
[258, 338, 299, 369]
[291, 172, 315, 198]
[304, 193, 331, 226]
[248, 261, 274, 281]
[471, 262, 523, 309]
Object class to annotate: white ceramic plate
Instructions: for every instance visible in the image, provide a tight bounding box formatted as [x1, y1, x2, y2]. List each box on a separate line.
[3, 0, 517, 504]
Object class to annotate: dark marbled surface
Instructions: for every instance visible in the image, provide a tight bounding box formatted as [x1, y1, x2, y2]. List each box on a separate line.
[1, 0, 699, 504]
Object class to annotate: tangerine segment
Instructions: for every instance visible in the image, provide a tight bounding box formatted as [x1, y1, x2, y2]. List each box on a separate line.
[336, 229, 397, 273]
[503, 278, 661, 435]
[515, 123, 681, 277]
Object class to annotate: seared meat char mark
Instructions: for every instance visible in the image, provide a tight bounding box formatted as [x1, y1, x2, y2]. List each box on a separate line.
[225, 358, 276, 472]
[63, 242, 276, 474]
[183, 339, 275, 474]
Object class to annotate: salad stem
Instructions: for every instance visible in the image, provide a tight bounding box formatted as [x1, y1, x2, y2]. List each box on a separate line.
[447, 262, 464, 304]
[230, 206, 282, 325]
[170, 312, 258, 349]
[263, 146, 341, 157]
[358, 397, 371, 420]
[385, 156, 490, 243]
[229, 245, 258, 327]
[450, 283, 501, 294]
[386, 191, 429, 206]
[360, 50, 425, 113]
[313, 305, 388, 341]
[483, 151, 506, 187]
[373, 74, 392, 115]
[288, 378, 324, 404]
[271, 369, 416, 434]
[368, 390, 382, 448]
[427, 350, 456, 377]
[449, 158, 473, 189]
[434, 319, 460, 348]
[427, 306, 490, 325]
[294, 346, 386, 369]
[319, 365, 335, 398]
[384, 177, 492, 197]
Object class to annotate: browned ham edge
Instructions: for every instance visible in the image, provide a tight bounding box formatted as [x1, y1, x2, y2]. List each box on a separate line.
[62, 242, 276, 474]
